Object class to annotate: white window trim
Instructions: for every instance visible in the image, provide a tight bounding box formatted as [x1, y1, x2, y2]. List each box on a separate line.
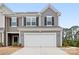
[46, 16, 52, 17]
[26, 16, 36, 27]
[46, 16, 52, 26]
[11, 17, 17, 27]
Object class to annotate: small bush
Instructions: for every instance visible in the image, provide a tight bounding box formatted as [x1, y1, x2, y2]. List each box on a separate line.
[67, 39, 74, 46]
[62, 38, 74, 47]
[18, 43, 22, 47]
[0, 43, 4, 47]
[62, 39, 69, 47]
[12, 43, 23, 47]
[75, 39, 79, 47]
[12, 42, 18, 47]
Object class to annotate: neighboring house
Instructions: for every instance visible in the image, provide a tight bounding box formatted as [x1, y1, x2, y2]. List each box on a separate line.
[0, 4, 62, 47]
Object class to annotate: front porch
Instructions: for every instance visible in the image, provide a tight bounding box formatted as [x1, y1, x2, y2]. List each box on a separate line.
[8, 33, 19, 46]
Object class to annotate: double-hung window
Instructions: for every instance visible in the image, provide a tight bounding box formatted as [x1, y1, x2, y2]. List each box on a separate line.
[26, 17, 36, 26]
[32, 17, 36, 25]
[26, 17, 30, 26]
[11, 17, 17, 27]
[46, 16, 53, 26]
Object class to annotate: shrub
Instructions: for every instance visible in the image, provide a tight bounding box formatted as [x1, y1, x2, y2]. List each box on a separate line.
[63, 36, 79, 47]
[12, 42, 18, 47]
[62, 38, 74, 47]
[75, 39, 79, 47]
[67, 39, 73, 46]
[0, 43, 4, 47]
[12, 43, 23, 47]
[62, 39, 69, 47]
[18, 43, 22, 47]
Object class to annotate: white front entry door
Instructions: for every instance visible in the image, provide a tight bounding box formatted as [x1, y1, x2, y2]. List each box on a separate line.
[24, 33, 56, 47]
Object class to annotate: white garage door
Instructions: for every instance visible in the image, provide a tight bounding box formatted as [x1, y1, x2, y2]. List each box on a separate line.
[24, 33, 56, 47]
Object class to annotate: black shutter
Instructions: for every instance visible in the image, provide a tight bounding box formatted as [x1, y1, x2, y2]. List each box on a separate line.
[52, 17, 54, 25]
[9, 17, 11, 26]
[36, 17, 39, 26]
[24, 17, 26, 26]
[44, 17, 47, 26]
[17, 17, 19, 26]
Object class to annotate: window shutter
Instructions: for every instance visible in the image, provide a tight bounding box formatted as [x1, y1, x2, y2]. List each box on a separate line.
[24, 17, 26, 26]
[36, 17, 39, 26]
[52, 17, 54, 25]
[44, 17, 47, 25]
[9, 17, 11, 26]
[17, 17, 19, 26]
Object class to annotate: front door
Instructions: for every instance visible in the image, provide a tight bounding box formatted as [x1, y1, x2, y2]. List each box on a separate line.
[12, 35, 18, 45]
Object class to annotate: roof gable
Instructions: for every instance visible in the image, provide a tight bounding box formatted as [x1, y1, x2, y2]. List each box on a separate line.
[40, 4, 61, 16]
[0, 4, 14, 14]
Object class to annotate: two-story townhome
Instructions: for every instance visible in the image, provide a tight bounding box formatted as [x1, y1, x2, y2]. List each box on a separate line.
[0, 4, 62, 47]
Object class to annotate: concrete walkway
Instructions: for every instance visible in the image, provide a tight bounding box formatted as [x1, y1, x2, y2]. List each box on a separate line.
[12, 47, 68, 55]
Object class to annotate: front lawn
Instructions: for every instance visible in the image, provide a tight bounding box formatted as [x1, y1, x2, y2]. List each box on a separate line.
[61, 47, 79, 55]
[0, 47, 21, 55]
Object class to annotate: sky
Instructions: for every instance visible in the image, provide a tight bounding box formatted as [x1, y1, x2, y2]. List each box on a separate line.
[5, 3, 79, 28]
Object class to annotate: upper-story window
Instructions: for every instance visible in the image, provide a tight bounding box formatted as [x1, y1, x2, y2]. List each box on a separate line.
[47, 16, 52, 26]
[26, 17, 36, 26]
[44, 16, 54, 26]
[11, 17, 17, 27]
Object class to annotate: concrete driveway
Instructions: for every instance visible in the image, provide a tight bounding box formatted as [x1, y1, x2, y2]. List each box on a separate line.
[12, 47, 68, 55]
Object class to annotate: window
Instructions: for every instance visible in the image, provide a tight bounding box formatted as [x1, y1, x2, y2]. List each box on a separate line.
[46, 16, 52, 26]
[11, 17, 17, 27]
[26, 18, 30, 26]
[32, 18, 36, 25]
[26, 17, 36, 26]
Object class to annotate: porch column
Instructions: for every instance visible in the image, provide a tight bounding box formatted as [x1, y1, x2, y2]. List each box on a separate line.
[2, 32, 4, 45]
[60, 31, 62, 47]
[19, 31, 24, 46]
[6, 33, 8, 46]
[19, 31, 21, 44]
[39, 14, 41, 26]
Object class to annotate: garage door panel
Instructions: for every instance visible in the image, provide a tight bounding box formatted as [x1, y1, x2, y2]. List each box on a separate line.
[24, 33, 56, 47]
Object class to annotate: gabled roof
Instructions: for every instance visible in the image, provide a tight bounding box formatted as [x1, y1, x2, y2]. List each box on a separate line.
[40, 4, 61, 16]
[0, 4, 14, 14]
[0, 4, 61, 16]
